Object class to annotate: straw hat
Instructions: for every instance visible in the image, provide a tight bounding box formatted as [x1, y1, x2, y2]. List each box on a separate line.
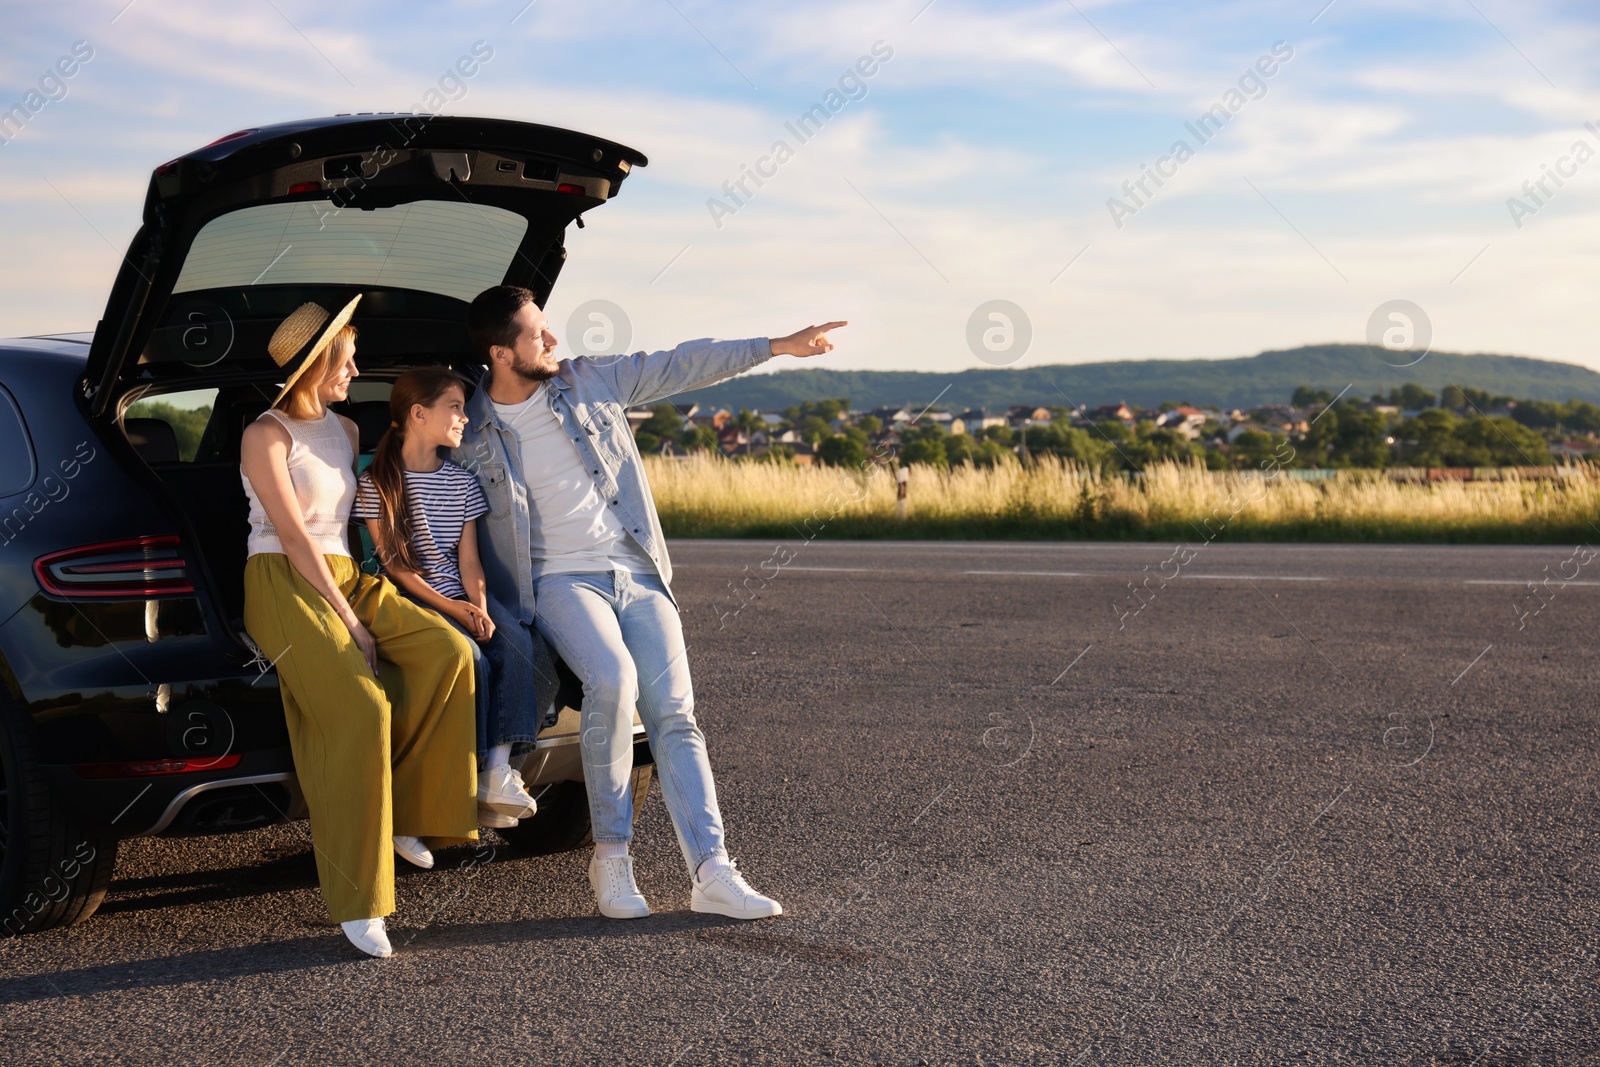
[267, 294, 362, 405]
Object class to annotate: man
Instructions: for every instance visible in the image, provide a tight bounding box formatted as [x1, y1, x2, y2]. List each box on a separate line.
[454, 284, 845, 920]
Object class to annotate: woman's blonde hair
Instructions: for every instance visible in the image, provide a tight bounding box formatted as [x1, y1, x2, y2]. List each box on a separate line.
[273, 325, 357, 420]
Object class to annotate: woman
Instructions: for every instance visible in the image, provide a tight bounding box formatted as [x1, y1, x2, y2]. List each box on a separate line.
[239, 296, 478, 959]
[351, 367, 558, 828]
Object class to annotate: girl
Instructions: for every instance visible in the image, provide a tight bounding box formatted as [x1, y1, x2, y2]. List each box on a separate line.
[240, 298, 478, 960]
[352, 367, 558, 830]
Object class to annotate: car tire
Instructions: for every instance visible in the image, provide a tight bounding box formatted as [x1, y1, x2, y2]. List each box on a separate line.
[0, 699, 119, 935]
[496, 764, 654, 856]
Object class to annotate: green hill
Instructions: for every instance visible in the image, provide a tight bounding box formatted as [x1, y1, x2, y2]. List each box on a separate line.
[673, 344, 1600, 413]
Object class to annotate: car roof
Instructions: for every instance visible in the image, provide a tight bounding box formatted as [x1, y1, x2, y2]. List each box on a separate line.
[2, 334, 93, 356]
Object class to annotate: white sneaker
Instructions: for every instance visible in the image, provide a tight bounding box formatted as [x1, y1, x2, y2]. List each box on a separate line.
[341, 918, 393, 958]
[589, 854, 650, 919]
[478, 765, 537, 817]
[393, 835, 434, 870]
[692, 859, 782, 920]
[479, 808, 519, 829]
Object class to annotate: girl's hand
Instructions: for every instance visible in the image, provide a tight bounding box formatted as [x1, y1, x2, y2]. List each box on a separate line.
[453, 601, 494, 642]
[344, 616, 378, 674]
[470, 603, 496, 641]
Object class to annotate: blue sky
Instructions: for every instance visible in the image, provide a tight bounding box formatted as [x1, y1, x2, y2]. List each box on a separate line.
[1, 0, 1596, 374]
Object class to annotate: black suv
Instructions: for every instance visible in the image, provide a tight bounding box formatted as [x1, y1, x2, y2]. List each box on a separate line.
[0, 115, 657, 934]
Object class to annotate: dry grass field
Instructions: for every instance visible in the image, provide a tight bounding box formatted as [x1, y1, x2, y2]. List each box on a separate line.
[643, 454, 1600, 543]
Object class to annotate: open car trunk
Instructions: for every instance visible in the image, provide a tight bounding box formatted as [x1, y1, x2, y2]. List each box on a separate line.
[81, 115, 647, 642]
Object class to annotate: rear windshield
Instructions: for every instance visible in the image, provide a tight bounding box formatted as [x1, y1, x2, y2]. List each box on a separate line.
[172, 201, 528, 303]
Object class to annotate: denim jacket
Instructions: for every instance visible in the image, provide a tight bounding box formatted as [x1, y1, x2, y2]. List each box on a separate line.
[451, 337, 773, 624]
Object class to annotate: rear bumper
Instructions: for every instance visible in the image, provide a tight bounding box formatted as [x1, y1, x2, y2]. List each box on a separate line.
[43, 746, 302, 838]
[44, 724, 653, 840]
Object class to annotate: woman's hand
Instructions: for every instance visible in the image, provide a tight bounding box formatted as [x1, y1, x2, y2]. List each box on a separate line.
[344, 615, 378, 674]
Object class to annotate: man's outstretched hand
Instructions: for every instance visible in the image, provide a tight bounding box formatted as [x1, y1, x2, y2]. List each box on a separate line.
[770, 321, 848, 358]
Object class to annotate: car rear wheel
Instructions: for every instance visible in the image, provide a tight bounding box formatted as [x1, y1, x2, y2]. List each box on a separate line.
[0, 700, 119, 934]
[496, 764, 654, 856]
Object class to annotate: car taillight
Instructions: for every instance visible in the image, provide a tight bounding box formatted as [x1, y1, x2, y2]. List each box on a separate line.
[34, 535, 194, 599]
[72, 754, 242, 779]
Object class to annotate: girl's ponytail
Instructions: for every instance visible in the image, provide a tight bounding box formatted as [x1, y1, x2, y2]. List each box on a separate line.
[367, 419, 418, 573]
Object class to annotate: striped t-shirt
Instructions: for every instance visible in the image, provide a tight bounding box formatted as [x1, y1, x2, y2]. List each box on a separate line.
[352, 461, 489, 601]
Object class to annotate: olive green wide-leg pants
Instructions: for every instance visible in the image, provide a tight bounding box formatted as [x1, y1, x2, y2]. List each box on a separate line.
[244, 553, 478, 923]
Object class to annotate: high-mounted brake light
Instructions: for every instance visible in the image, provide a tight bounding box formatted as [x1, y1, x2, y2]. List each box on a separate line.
[556, 183, 587, 195]
[34, 535, 193, 599]
[286, 181, 321, 194]
[201, 129, 257, 149]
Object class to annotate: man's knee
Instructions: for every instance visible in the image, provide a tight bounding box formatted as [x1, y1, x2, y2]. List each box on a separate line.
[582, 658, 638, 710]
[651, 693, 699, 732]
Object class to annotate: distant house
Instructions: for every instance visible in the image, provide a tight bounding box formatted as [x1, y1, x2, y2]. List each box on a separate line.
[628, 402, 697, 433]
[1157, 406, 1207, 440]
[1551, 439, 1597, 460]
[689, 408, 733, 431]
[1007, 406, 1051, 427]
[1225, 423, 1261, 443]
[1090, 403, 1136, 425]
[954, 409, 1008, 435]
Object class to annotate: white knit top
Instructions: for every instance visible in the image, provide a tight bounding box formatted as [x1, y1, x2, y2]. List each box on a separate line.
[242, 408, 357, 558]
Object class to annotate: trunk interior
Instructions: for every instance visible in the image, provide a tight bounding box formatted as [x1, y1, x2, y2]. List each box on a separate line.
[110, 361, 632, 786]
[119, 372, 426, 638]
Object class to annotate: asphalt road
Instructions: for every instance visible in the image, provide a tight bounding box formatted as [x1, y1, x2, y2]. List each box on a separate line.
[2, 540, 1597, 1066]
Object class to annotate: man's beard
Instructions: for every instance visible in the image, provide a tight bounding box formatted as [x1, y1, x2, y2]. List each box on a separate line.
[511, 350, 558, 383]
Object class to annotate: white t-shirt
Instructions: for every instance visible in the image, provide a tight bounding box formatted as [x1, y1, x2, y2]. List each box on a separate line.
[492, 385, 653, 576]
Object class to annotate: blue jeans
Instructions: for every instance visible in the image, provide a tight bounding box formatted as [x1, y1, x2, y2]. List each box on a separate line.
[531, 568, 726, 878]
[416, 592, 558, 764]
